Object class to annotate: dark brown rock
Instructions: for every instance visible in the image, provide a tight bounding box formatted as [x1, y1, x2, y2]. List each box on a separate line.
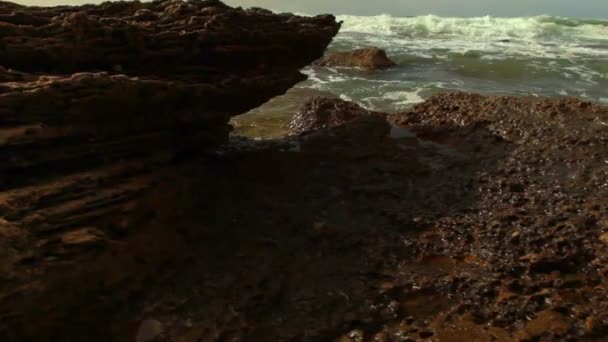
[0, 0, 341, 183]
[289, 96, 386, 135]
[2, 89, 608, 341]
[135, 319, 164, 342]
[0, 0, 339, 275]
[314, 48, 396, 70]
[0, 0, 340, 75]
[2, 2, 608, 337]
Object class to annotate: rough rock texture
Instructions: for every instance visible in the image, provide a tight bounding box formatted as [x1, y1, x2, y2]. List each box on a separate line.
[0, 0, 339, 75]
[1, 90, 607, 340]
[0, 1, 339, 337]
[0, 0, 338, 247]
[2, 1, 608, 339]
[371, 93, 608, 342]
[11, 92, 601, 342]
[289, 96, 386, 135]
[314, 47, 396, 70]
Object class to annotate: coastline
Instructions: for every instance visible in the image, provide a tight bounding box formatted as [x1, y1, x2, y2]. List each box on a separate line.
[1, 1, 608, 341]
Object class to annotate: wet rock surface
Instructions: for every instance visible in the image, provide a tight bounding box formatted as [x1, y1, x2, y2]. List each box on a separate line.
[314, 47, 396, 70]
[289, 96, 386, 135]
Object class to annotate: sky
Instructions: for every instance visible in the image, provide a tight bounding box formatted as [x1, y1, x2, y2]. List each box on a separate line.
[224, 0, 608, 18]
[11, 0, 608, 18]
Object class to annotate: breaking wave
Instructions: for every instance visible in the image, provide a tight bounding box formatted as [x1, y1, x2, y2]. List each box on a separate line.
[292, 14, 608, 112]
[337, 14, 608, 42]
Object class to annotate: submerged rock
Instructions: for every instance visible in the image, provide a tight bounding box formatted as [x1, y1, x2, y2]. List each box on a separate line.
[314, 48, 396, 70]
[289, 96, 386, 135]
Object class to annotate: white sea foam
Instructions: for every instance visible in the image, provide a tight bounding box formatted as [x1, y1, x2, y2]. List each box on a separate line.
[337, 14, 608, 42]
[361, 89, 425, 110]
[300, 67, 327, 90]
[296, 15, 607, 111]
[339, 94, 355, 102]
[334, 14, 608, 60]
[383, 90, 425, 106]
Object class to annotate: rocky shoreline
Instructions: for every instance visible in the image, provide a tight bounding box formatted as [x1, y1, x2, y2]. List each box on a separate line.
[1, 1, 608, 341]
[0, 0, 340, 339]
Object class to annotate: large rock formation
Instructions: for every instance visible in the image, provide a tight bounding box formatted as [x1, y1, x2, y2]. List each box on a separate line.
[314, 47, 396, 70]
[0, 0, 339, 274]
[6, 2, 607, 340]
[0, 0, 339, 75]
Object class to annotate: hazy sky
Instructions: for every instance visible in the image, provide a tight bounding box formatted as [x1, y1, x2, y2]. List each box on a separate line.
[12, 0, 608, 18]
[224, 0, 608, 18]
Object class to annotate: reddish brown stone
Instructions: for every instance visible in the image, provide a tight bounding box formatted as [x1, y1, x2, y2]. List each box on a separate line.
[0, 2, 340, 331]
[315, 48, 396, 70]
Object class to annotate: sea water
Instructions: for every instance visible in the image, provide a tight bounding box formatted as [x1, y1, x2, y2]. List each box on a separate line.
[232, 14, 608, 138]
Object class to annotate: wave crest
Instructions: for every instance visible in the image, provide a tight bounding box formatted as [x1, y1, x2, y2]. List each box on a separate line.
[336, 14, 608, 41]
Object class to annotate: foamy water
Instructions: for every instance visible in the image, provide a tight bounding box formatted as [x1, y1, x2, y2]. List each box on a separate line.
[233, 14, 608, 138]
[300, 14, 608, 111]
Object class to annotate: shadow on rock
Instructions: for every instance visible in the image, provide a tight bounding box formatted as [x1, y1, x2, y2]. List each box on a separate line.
[6, 93, 607, 342]
[1, 107, 515, 340]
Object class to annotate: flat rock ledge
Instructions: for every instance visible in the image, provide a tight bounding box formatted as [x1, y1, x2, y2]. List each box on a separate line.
[289, 96, 387, 135]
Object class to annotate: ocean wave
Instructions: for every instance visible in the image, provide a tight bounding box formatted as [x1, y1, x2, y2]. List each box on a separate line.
[336, 14, 608, 42]
[330, 14, 608, 62]
[296, 14, 607, 112]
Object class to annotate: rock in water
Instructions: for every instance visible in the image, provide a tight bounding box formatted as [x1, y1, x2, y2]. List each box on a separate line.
[289, 97, 387, 135]
[314, 48, 396, 70]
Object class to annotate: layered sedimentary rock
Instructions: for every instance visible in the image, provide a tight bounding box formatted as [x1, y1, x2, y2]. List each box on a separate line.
[0, 0, 339, 75]
[0, 0, 339, 266]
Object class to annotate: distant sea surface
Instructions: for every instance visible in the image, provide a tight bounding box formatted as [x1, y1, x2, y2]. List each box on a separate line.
[233, 15, 608, 138]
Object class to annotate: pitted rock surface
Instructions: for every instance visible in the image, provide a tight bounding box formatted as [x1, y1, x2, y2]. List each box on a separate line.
[289, 96, 387, 135]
